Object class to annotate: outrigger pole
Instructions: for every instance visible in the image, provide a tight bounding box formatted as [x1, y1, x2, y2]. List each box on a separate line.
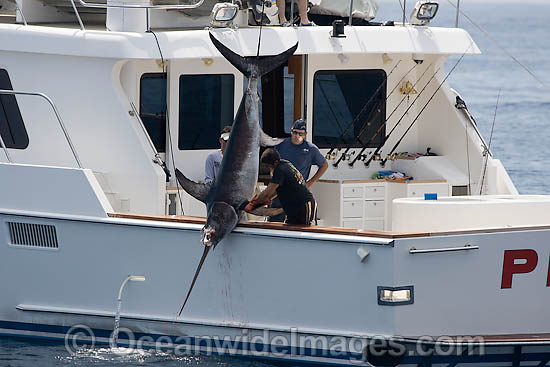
[347, 60, 426, 167]
[380, 46, 472, 166]
[361, 61, 440, 168]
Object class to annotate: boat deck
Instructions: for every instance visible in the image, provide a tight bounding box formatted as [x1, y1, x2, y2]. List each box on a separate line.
[108, 213, 550, 239]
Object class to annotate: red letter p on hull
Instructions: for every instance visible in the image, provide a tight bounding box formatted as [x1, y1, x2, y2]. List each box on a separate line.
[501, 249, 538, 289]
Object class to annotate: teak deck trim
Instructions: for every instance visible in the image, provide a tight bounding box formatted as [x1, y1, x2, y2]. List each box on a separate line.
[108, 213, 550, 239]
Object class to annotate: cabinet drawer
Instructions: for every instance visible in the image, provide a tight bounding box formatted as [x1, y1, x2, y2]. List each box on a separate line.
[364, 219, 384, 231]
[343, 200, 363, 217]
[365, 185, 385, 199]
[343, 218, 362, 229]
[408, 183, 449, 198]
[343, 186, 363, 198]
[365, 200, 384, 217]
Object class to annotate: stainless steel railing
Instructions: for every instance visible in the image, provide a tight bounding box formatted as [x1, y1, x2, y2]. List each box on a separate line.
[0, 89, 83, 168]
[76, 0, 204, 10]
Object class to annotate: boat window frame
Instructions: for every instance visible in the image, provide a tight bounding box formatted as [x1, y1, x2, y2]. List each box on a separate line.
[0, 69, 29, 150]
[312, 69, 387, 149]
[139, 72, 168, 153]
[177, 73, 235, 151]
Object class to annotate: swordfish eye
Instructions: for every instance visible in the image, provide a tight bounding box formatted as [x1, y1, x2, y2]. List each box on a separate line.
[201, 226, 215, 247]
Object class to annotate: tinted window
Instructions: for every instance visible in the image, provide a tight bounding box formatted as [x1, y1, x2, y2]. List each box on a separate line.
[313, 70, 386, 148]
[140, 73, 167, 153]
[0, 69, 29, 149]
[178, 74, 234, 150]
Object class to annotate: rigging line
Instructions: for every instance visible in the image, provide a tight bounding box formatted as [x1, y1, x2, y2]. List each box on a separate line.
[327, 61, 402, 156]
[151, 30, 185, 215]
[380, 45, 472, 166]
[362, 61, 436, 167]
[317, 79, 347, 137]
[348, 61, 423, 167]
[465, 101, 471, 196]
[445, 0, 548, 89]
[480, 88, 501, 195]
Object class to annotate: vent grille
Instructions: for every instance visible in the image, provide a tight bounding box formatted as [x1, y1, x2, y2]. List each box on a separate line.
[8, 222, 59, 249]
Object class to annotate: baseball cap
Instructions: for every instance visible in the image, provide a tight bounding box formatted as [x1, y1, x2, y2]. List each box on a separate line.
[291, 119, 307, 132]
[220, 125, 231, 141]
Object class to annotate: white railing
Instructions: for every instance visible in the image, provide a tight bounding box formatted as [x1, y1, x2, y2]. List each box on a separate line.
[0, 89, 83, 168]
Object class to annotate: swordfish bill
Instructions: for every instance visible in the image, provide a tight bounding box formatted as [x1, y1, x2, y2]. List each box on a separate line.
[176, 34, 298, 316]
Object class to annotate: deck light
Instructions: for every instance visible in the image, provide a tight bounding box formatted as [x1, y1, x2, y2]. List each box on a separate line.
[377, 286, 414, 305]
[210, 3, 239, 28]
[410, 1, 439, 26]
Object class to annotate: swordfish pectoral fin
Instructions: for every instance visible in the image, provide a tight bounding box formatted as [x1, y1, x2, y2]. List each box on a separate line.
[209, 33, 298, 78]
[175, 168, 211, 204]
[260, 130, 284, 147]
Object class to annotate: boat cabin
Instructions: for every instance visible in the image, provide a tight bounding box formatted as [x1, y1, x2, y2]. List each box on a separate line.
[1, 0, 540, 234]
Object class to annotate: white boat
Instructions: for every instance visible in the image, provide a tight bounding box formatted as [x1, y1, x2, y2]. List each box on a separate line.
[1, 0, 549, 365]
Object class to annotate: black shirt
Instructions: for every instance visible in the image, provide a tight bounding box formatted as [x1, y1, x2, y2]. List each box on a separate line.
[271, 159, 314, 216]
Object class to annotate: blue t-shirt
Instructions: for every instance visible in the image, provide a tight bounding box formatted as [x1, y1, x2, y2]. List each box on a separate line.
[205, 150, 223, 184]
[275, 139, 326, 180]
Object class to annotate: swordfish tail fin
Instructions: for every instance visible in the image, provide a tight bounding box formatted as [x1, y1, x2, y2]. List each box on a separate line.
[209, 33, 298, 78]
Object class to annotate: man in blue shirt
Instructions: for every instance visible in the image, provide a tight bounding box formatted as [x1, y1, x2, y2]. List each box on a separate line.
[205, 126, 231, 184]
[275, 119, 328, 189]
[269, 119, 327, 221]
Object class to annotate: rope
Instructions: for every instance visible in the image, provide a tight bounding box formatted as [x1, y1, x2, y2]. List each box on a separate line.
[446, 0, 548, 89]
[479, 88, 501, 195]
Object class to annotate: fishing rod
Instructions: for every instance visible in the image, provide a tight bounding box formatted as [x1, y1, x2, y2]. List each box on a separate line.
[347, 60, 427, 167]
[380, 46, 472, 166]
[326, 60, 402, 159]
[360, 61, 439, 168]
[479, 88, 500, 195]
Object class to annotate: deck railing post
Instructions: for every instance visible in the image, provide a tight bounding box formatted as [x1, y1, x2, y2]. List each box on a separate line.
[348, 0, 354, 26]
[455, 0, 460, 27]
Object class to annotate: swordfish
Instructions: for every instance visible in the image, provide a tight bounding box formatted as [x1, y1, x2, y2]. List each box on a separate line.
[175, 33, 298, 314]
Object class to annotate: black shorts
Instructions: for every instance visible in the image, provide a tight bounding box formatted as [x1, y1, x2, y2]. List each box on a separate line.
[285, 199, 317, 226]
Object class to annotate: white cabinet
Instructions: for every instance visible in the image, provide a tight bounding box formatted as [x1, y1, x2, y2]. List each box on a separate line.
[311, 179, 449, 231]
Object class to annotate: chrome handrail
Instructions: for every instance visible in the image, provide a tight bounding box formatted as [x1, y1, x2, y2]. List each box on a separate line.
[77, 0, 204, 10]
[70, 0, 86, 30]
[15, 2, 28, 26]
[0, 129, 13, 163]
[0, 89, 83, 168]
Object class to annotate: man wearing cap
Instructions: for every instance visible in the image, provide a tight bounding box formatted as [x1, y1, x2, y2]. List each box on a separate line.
[205, 125, 231, 184]
[268, 119, 327, 222]
[275, 119, 328, 189]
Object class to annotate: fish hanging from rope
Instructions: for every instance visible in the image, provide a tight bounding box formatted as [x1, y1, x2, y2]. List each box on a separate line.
[175, 33, 298, 315]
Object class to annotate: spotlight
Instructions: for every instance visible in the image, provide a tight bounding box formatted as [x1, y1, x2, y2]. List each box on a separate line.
[410, 1, 439, 26]
[210, 3, 239, 28]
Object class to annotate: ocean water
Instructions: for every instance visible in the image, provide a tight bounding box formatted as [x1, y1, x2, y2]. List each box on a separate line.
[2, 0, 550, 365]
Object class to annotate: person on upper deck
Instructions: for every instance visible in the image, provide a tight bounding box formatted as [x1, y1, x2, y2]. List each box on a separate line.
[205, 125, 231, 184]
[246, 148, 317, 225]
[277, 0, 315, 26]
[275, 119, 328, 189]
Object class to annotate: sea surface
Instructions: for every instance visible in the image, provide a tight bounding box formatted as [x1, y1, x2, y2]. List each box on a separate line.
[2, 0, 550, 365]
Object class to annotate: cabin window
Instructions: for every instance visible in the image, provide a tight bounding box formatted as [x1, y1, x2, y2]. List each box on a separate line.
[140, 73, 167, 153]
[178, 74, 235, 150]
[312, 69, 386, 149]
[0, 69, 29, 150]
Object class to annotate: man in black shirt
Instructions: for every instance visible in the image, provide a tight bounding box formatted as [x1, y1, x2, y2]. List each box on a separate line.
[246, 148, 317, 225]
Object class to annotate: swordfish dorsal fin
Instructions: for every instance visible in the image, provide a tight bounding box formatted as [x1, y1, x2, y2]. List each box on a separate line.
[209, 33, 299, 78]
[175, 168, 211, 204]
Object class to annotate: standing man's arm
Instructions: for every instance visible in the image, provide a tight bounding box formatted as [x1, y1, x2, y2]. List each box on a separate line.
[306, 146, 328, 189]
[306, 160, 328, 189]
